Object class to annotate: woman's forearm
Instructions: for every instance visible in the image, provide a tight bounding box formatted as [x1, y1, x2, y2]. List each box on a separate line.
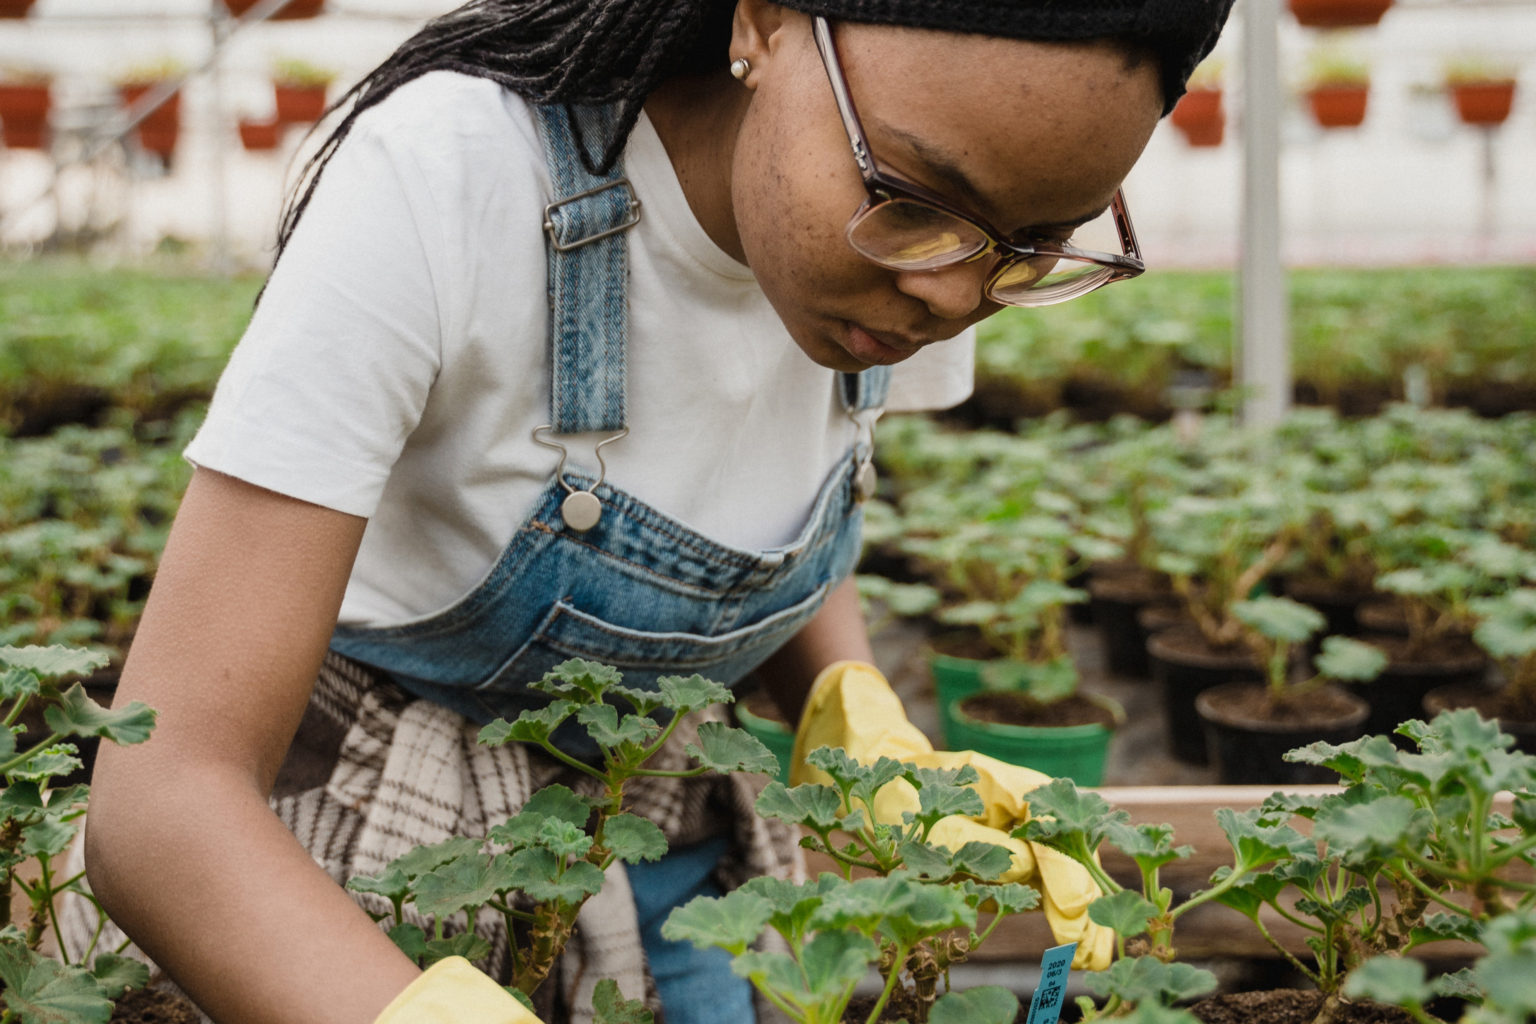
[756, 575, 874, 723]
[85, 762, 420, 1024]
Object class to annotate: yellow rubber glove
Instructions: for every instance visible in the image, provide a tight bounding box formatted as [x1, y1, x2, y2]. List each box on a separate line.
[790, 661, 1113, 970]
[375, 957, 542, 1024]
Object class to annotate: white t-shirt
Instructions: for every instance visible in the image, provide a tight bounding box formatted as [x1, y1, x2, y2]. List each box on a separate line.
[186, 72, 974, 628]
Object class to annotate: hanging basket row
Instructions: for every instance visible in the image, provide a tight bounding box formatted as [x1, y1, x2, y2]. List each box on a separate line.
[0, 0, 36, 17]
[1451, 80, 1517, 126]
[0, 81, 49, 148]
[223, 0, 324, 19]
[1169, 88, 1225, 147]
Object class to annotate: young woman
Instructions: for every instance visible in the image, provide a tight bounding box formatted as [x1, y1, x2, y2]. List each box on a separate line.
[76, 2, 1234, 1022]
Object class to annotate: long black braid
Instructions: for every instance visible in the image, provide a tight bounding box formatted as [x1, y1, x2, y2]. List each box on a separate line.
[274, 0, 736, 263]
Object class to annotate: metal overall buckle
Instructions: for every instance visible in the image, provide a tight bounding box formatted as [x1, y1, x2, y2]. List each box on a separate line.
[542, 179, 642, 252]
[532, 425, 629, 531]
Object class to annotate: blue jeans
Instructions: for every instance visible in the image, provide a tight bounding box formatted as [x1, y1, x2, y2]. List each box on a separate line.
[628, 837, 755, 1024]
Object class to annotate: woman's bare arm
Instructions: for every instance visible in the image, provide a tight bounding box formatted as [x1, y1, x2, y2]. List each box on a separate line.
[756, 575, 875, 723]
[85, 468, 421, 1024]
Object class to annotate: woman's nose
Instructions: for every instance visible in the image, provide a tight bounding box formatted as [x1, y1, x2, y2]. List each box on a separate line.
[893, 258, 993, 320]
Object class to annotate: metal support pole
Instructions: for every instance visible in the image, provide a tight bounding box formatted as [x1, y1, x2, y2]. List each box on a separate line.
[1238, 0, 1290, 426]
[208, 1, 233, 275]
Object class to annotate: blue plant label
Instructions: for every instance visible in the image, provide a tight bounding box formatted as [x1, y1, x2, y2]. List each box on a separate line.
[1024, 942, 1077, 1024]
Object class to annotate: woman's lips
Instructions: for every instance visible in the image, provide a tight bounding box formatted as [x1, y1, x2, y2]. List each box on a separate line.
[844, 322, 917, 365]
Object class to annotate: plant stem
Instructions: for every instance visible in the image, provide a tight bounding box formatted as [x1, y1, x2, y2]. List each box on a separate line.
[863, 941, 910, 1024]
[0, 731, 64, 777]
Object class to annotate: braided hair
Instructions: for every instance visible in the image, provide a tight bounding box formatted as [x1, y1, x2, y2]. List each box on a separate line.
[275, 0, 736, 259]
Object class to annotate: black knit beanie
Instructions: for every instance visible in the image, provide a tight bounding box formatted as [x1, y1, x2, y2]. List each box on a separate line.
[775, 0, 1236, 115]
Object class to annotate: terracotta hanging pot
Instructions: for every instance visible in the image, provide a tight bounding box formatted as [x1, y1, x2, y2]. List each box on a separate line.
[238, 118, 282, 151]
[1307, 84, 1370, 128]
[273, 83, 328, 123]
[1169, 88, 1225, 147]
[0, 0, 38, 18]
[1451, 80, 1517, 126]
[0, 82, 50, 149]
[1288, 0, 1393, 28]
[224, 0, 324, 19]
[119, 84, 181, 163]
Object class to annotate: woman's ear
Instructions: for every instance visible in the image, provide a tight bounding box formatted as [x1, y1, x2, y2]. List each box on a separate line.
[730, 0, 802, 87]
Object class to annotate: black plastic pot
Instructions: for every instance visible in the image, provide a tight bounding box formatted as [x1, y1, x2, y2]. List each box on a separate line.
[1349, 635, 1488, 739]
[1424, 683, 1536, 756]
[1282, 576, 1375, 638]
[1088, 570, 1171, 680]
[1146, 625, 1264, 764]
[1197, 682, 1370, 785]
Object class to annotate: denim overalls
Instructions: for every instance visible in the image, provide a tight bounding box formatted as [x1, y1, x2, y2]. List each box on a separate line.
[327, 103, 889, 1023]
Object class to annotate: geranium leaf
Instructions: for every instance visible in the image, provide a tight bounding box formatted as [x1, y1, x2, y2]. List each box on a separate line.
[1088, 890, 1159, 937]
[43, 686, 155, 745]
[603, 814, 667, 864]
[931, 986, 1019, 1024]
[1342, 956, 1430, 1007]
[686, 722, 779, 776]
[422, 932, 493, 967]
[89, 953, 148, 1001]
[0, 645, 110, 681]
[655, 675, 732, 714]
[592, 977, 653, 1024]
[661, 890, 772, 955]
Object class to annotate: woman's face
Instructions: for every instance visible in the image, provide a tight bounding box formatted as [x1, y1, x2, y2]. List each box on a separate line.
[728, 10, 1164, 372]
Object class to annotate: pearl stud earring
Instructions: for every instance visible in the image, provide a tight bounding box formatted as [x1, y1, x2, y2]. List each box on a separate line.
[730, 57, 750, 81]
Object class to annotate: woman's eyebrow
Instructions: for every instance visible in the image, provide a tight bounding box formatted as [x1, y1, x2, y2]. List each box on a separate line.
[873, 116, 1110, 234]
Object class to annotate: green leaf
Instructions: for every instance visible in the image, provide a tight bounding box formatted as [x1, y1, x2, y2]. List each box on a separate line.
[1082, 956, 1217, 1006]
[8, 745, 84, 786]
[1216, 807, 1311, 872]
[521, 784, 595, 828]
[897, 838, 1014, 882]
[910, 766, 986, 828]
[1088, 890, 1159, 936]
[592, 977, 653, 1024]
[347, 864, 410, 903]
[89, 953, 148, 1001]
[504, 848, 604, 904]
[411, 851, 512, 920]
[603, 814, 668, 864]
[661, 890, 773, 955]
[479, 700, 578, 747]
[964, 880, 1039, 915]
[0, 946, 113, 1024]
[655, 675, 732, 714]
[576, 704, 659, 751]
[533, 818, 594, 859]
[1313, 636, 1389, 683]
[387, 922, 430, 962]
[798, 930, 880, 999]
[1233, 596, 1325, 644]
[43, 686, 155, 745]
[1342, 956, 1431, 1008]
[0, 645, 111, 681]
[535, 660, 623, 701]
[0, 667, 40, 702]
[1313, 795, 1428, 867]
[1104, 822, 1191, 874]
[686, 721, 779, 776]
[387, 837, 484, 881]
[422, 932, 493, 967]
[931, 986, 1020, 1024]
[1409, 913, 1481, 947]
[1015, 777, 1127, 850]
[755, 782, 849, 832]
[21, 816, 79, 859]
[1211, 870, 1288, 920]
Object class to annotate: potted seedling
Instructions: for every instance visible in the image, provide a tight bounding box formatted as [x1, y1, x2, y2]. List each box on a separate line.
[0, 66, 51, 150]
[0, 644, 162, 1023]
[1422, 587, 1536, 753]
[271, 58, 336, 124]
[1146, 485, 1299, 764]
[664, 748, 1043, 1024]
[903, 507, 1122, 784]
[1347, 910, 1536, 1024]
[345, 659, 776, 1013]
[1193, 595, 1381, 784]
[1169, 58, 1226, 147]
[1301, 45, 1372, 129]
[1214, 710, 1536, 1022]
[1443, 55, 1519, 127]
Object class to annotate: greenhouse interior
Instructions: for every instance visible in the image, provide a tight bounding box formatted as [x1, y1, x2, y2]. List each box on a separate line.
[3, 0, 1536, 1023]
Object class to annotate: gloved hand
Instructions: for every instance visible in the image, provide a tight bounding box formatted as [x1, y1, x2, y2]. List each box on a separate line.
[790, 660, 1113, 970]
[375, 956, 542, 1024]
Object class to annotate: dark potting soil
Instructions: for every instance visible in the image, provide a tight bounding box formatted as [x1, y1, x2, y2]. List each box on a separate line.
[1426, 681, 1536, 730]
[928, 632, 998, 662]
[1363, 633, 1486, 674]
[111, 987, 203, 1024]
[959, 692, 1119, 730]
[1198, 684, 1364, 728]
[1148, 626, 1259, 671]
[1190, 989, 1418, 1024]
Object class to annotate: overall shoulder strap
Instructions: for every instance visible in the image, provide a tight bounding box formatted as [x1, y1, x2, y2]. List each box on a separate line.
[839, 366, 892, 414]
[532, 103, 642, 434]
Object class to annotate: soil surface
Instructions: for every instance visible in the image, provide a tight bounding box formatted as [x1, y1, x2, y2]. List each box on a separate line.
[1362, 633, 1486, 672]
[1190, 989, 1418, 1024]
[1148, 626, 1260, 670]
[111, 987, 203, 1024]
[959, 692, 1120, 729]
[1199, 684, 1366, 728]
[1426, 682, 1536, 735]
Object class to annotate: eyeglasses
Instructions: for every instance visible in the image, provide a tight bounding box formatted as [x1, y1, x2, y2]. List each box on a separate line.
[810, 17, 1146, 308]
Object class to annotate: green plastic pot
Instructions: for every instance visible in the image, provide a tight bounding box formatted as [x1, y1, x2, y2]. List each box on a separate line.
[945, 693, 1124, 786]
[930, 651, 988, 749]
[735, 701, 795, 786]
